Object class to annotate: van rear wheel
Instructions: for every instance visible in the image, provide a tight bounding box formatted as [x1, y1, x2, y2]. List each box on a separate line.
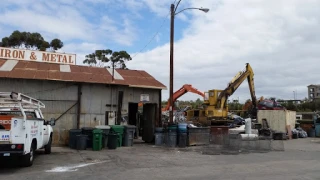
[45, 136, 52, 154]
[21, 143, 35, 167]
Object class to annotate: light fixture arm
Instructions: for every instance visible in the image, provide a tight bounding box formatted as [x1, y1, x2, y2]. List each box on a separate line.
[174, 7, 208, 15]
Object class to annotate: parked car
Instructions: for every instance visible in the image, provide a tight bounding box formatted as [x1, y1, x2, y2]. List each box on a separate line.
[258, 99, 286, 110]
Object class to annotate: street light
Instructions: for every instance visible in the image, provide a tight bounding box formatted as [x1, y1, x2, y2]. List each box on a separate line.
[169, 1, 209, 124]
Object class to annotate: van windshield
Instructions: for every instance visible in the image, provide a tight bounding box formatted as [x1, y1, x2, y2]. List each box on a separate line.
[0, 111, 37, 119]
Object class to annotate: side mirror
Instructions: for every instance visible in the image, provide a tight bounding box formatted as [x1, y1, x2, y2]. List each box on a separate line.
[49, 118, 56, 126]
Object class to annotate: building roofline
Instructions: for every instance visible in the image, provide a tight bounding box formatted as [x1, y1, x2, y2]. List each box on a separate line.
[0, 59, 167, 90]
[128, 85, 167, 90]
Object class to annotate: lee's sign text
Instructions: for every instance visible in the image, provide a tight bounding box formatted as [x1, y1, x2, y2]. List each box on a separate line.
[0, 47, 76, 65]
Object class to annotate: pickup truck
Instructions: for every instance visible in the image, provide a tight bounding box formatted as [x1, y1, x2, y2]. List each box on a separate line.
[0, 92, 55, 167]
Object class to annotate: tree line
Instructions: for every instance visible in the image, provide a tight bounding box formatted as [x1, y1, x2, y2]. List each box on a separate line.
[162, 97, 319, 112]
[0, 30, 63, 51]
[0, 30, 133, 69]
[83, 49, 132, 70]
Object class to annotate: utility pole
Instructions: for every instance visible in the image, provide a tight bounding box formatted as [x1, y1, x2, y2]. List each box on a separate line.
[168, 1, 209, 124]
[169, 3, 175, 124]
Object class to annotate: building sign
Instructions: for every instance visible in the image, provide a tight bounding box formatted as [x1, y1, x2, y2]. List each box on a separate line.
[0, 47, 76, 65]
[140, 94, 149, 102]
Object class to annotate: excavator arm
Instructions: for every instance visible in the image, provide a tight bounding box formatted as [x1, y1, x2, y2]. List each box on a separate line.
[217, 63, 257, 112]
[163, 84, 205, 111]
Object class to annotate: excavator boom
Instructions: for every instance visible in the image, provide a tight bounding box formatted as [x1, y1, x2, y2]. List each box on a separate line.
[217, 63, 257, 111]
[163, 84, 205, 111]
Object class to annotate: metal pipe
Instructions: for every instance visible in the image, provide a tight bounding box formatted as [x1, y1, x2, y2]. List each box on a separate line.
[238, 134, 258, 141]
[158, 89, 162, 127]
[38, 99, 77, 102]
[169, 3, 175, 124]
[245, 118, 252, 134]
[76, 84, 82, 129]
[110, 85, 113, 124]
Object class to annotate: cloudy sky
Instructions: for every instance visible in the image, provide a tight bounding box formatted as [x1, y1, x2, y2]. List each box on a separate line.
[0, 0, 319, 103]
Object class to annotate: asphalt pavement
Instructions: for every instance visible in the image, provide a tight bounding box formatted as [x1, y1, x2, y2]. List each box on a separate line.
[1, 138, 320, 180]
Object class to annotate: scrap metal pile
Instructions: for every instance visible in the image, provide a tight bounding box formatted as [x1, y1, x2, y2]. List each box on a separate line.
[162, 110, 186, 123]
[162, 106, 192, 124]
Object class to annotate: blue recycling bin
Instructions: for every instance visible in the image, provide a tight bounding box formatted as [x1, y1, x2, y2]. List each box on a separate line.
[313, 114, 320, 137]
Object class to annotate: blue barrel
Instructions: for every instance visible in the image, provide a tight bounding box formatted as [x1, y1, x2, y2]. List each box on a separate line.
[154, 132, 164, 146]
[168, 125, 178, 133]
[178, 123, 187, 133]
[155, 127, 164, 133]
[309, 128, 316, 137]
[315, 124, 320, 137]
[166, 132, 177, 147]
[178, 132, 187, 148]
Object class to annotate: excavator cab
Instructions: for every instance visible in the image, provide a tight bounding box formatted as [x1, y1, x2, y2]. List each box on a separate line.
[204, 89, 223, 107]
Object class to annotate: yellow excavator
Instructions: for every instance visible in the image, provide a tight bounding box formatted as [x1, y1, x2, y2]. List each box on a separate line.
[186, 63, 257, 126]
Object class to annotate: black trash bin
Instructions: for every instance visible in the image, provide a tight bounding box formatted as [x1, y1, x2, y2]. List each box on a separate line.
[123, 125, 136, 146]
[76, 134, 88, 150]
[81, 127, 95, 148]
[69, 129, 82, 149]
[108, 133, 118, 149]
[95, 125, 111, 148]
[178, 132, 187, 148]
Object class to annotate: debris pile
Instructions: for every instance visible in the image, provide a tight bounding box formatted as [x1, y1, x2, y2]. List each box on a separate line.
[292, 128, 308, 138]
[162, 110, 187, 123]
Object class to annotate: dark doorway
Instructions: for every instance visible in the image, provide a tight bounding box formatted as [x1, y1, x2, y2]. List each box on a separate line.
[128, 103, 139, 138]
[128, 103, 138, 125]
[142, 103, 157, 143]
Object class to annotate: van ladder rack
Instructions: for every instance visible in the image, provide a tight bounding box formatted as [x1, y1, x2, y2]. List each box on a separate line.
[0, 92, 45, 109]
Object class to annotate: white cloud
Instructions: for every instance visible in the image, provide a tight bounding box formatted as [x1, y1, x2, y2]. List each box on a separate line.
[129, 0, 320, 102]
[1, 0, 319, 103]
[98, 15, 137, 46]
[0, 8, 93, 41]
[59, 42, 105, 65]
[0, 1, 138, 46]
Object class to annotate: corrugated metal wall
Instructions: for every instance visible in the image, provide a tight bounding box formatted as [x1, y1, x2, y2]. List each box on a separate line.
[0, 79, 161, 146]
[80, 84, 160, 126]
[0, 79, 78, 145]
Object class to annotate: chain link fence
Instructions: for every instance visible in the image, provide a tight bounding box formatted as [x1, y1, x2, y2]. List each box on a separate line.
[200, 133, 285, 155]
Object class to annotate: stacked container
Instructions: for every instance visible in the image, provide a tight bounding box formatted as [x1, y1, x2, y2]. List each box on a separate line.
[110, 125, 124, 147]
[95, 125, 110, 148]
[178, 123, 187, 148]
[154, 127, 164, 146]
[166, 124, 178, 147]
[123, 125, 136, 146]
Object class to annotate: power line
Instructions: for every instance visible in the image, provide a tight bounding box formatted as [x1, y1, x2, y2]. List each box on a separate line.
[132, 1, 177, 59]
[132, 12, 170, 59]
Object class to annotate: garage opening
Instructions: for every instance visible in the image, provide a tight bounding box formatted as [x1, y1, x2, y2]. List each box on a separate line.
[128, 102, 140, 138]
[142, 103, 157, 143]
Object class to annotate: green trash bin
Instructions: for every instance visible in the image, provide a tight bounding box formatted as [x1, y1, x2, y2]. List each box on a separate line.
[95, 125, 110, 148]
[110, 125, 124, 147]
[92, 129, 103, 151]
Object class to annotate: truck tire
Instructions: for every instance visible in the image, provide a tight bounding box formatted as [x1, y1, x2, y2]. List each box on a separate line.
[45, 136, 52, 154]
[22, 143, 35, 167]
